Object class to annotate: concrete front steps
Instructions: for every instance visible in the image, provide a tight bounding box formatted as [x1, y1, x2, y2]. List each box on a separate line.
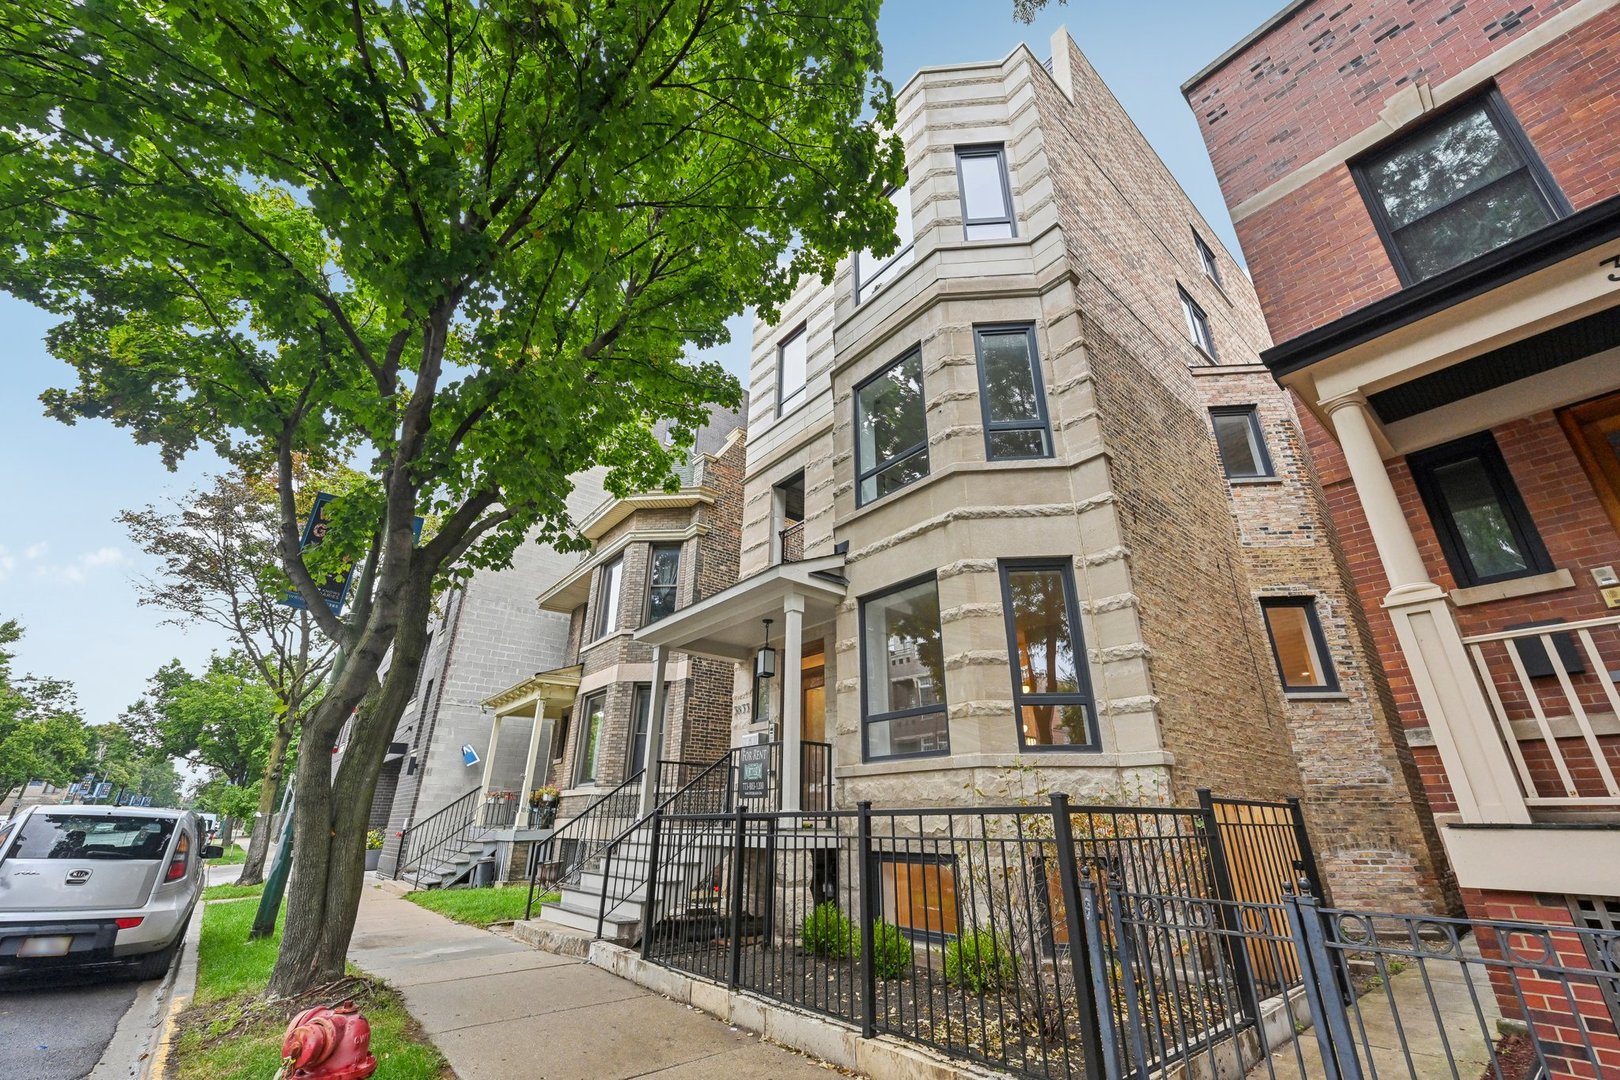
[531, 824, 719, 946]
[408, 834, 499, 889]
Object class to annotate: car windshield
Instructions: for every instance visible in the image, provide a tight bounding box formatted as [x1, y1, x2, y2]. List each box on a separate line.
[10, 815, 176, 861]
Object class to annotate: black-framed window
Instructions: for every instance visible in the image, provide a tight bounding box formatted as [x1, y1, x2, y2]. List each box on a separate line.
[956, 145, 1016, 240]
[1260, 597, 1339, 693]
[777, 324, 808, 416]
[1210, 406, 1274, 479]
[592, 557, 623, 639]
[873, 852, 959, 942]
[855, 349, 929, 506]
[856, 182, 915, 304]
[975, 324, 1053, 460]
[1353, 89, 1567, 285]
[627, 682, 668, 778]
[1194, 230, 1222, 286]
[1000, 560, 1096, 751]
[1408, 432, 1553, 588]
[1178, 286, 1217, 361]
[575, 690, 608, 784]
[860, 575, 948, 760]
[645, 543, 681, 624]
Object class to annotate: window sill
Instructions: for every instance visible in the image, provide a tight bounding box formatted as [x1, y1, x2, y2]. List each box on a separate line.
[1283, 691, 1350, 701]
[1449, 568, 1575, 607]
[1228, 475, 1283, 486]
[842, 450, 1091, 528]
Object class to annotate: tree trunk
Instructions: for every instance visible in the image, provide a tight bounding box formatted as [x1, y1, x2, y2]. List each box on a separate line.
[267, 575, 431, 998]
[237, 723, 294, 886]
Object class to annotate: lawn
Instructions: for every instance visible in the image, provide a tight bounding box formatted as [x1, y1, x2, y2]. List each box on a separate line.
[405, 885, 558, 928]
[202, 881, 265, 902]
[206, 844, 248, 865]
[170, 898, 449, 1080]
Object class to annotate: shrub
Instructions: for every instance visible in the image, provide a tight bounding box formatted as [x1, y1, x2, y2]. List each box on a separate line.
[943, 929, 1015, 993]
[868, 920, 913, 980]
[800, 902, 856, 959]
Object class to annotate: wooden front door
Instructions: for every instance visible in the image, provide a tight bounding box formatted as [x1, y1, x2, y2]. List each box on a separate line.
[800, 645, 827, 809]
[1560, 391, 1620, 538]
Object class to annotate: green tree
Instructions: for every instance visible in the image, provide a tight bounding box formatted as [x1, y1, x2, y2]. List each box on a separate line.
[1, 0, 901, 996]
[120, 464, 338, 884]
[83, 722, 184, 807]
[1012, 0, 1066, 22]
[0, 619, 91, 800]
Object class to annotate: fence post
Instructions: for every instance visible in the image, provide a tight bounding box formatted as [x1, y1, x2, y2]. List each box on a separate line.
[1284, 889, 1361, 1080]
[1077, 870, 1124, 1080]
[1104, 877, 1152, 1080]
[393, 829, 408, 881]
[596, 843, 614, 940]
[641, 809, 663, 960]
[726, 803, 747, 989]
[1050, 794, 1107, 1080]
[1196, 789, 1264, 1028]
[855, 800, 878, 1039]
[1286, 796, 1326, 901]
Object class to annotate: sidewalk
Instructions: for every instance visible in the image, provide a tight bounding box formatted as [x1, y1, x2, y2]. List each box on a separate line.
[349, 885, 850, 1079]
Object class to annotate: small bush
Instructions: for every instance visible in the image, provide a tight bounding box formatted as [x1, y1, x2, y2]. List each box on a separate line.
[868, 920, 913, 979]
[943, 929, 1015, 993]
[800, 902, 856, 959]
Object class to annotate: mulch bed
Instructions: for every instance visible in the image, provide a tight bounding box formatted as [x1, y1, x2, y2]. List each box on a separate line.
[1477, 1034, 1538, 1080]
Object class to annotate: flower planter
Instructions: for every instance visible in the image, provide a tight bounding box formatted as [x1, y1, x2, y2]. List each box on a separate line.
[365, 848, 382, 871]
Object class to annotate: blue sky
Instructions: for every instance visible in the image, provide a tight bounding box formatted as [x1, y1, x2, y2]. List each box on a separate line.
[0, 0, 1279, 724]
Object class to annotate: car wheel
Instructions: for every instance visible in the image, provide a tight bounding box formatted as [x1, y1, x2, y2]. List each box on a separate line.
[130, 939, 180, 981]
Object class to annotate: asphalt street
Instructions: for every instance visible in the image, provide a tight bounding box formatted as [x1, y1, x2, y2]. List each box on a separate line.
[0, 966, 148, 1080]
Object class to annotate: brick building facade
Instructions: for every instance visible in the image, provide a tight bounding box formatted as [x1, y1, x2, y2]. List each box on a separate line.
[1185, 0, 1620, 1053]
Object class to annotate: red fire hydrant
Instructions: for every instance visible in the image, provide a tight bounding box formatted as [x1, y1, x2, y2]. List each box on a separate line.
[280, 1001, 377, 1080]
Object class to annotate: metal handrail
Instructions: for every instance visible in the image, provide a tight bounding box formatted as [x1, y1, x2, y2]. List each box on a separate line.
[524, 768, 645, 918]
[393, 785, 482, 884]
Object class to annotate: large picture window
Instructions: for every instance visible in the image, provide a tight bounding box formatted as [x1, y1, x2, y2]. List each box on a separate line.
[592, 557, 623, 639]
[1354, 90, 1566, 284]
[1408, 432, 1553, 588]
[627, 683, 668, 778]
[855, 349, 930, 506]
[575, 691, 608, 784]
[645, 544, 681, 624]
[777, 325, 808, 416]
[956, 145, 1016, 240]
[861, 576, 948, 760]
[1000, 560, 1096, 750]
[856, 183, 915, 304]
[1260, 598, 1339, 694]
[975, 325, 1053, 461]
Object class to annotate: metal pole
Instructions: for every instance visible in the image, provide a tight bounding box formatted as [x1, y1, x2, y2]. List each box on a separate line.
[640, 810, 663, 960]
[726, 804, 747, 989]
[250, 776, 296, 940]
[1051, 793, 1107, 1080]
[855, 800, 878, 1039]
[1286, 795, 1326, 901]
[1078, 870, 1124, 1080]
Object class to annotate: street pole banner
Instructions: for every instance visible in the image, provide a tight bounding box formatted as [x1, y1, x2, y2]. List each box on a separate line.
[282, 492, 426, 616]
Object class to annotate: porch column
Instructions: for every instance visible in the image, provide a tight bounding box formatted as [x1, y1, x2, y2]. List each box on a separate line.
[1324, 394, 1530, 824]
[476, 712, 503, 826]
[781, 592, 804, 813]
[637, 645, 671, 817]
[518, 701, 547, 821]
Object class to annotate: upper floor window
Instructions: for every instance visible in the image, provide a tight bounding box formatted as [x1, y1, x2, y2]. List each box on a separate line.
[1179, 286, 1217, 361]
[1354, 90, 1567, 285]
[861, 575, 948, 760]
[856, 182, 915, 304]
[956, 145, 1016, 240]
[1260, 597, 1339, 694]
[777, 325, 807, 416]
[592, 556, 623, 639]
[645, 544, 681, 624]
[855, 349, 929, 506]
[1408, 432, 1553, 588]
[974, 324, 1052, 460]
[1194, 230, 1222, 287]
[1210, 406, 1274, 479]
[1000, 560, 1095, 750]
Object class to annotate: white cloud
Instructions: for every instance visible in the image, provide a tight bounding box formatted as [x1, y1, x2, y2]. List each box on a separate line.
[23, 542, 48, 560]
[0, 548, 14, 582]
[34, 546, 127, 585]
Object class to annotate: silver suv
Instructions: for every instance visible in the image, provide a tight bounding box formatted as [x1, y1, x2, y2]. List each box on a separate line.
[0, 805, 220, 979]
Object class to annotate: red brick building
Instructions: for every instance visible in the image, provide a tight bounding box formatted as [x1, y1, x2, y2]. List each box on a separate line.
[1185, 0, 1620, 1059]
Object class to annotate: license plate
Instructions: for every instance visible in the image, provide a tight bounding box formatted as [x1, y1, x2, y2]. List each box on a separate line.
[17, 935, 73, 958]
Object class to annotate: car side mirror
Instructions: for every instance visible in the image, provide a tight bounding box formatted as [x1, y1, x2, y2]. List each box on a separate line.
[203, 845, 224, 860]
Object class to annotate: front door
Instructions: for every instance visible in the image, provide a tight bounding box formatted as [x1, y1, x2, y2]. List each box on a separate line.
[1561, 391, 1620, 538]
[800, 647, 827, 810]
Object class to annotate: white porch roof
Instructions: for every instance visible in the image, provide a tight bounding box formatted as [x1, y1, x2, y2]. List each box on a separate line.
[480, 664, 583, 717]
[633, 555, 847, 662]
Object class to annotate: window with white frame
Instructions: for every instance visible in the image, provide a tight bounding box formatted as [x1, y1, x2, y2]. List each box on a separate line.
[777, 325, 807, 416]
[592, 557, 623, 639]
[1194, 230, 1222, 286]
[1179, 286, 1217, 361]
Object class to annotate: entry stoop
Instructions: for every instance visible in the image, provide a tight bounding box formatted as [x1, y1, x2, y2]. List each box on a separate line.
[508, 917, 594, 958]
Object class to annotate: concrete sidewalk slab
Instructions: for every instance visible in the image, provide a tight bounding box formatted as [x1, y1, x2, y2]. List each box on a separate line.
[349, 885, 851, 1080]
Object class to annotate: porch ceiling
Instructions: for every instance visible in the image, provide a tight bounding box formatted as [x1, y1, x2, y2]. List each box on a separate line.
[481, 664, 582, 716]
[633, 556, 847, 662]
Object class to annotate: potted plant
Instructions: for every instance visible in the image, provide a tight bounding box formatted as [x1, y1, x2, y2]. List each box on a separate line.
[528, 786, 561, 829]
[364, 828, 385, 871]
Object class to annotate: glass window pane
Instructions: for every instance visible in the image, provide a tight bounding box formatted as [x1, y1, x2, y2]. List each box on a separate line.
[863, 449, 930, 504]
[980, 331, 1041, 423]
[595, 559, 622, 636]
[779, 331, 807, 409]
[857, 183, 915, 300]
[1213, 411, 1263, 477]
[1366, 106, 1523, 229]
[989, 429, 1049, 459]
[629, 686, 651, 776]
[1007, 567, 1079, 695]
[1263, 605, 1330, 690]
[579, 694, 606, 781]
[1430, 457, 1531, 578]
[1392, 170, 1555, 280]
[650, 546, 680, 587]
[857, 351, 929, 503]
[13, 815, 176, 860]
[965, 221, 1015, 241]
[867, 711, 950, 758]
[959, 152, 1010, 221]
[863, 578, 947, 757]
[1020, 703, 1092, 748]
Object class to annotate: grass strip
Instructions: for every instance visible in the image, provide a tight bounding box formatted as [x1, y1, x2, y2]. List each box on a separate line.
[405, 885, 560, 928]
[202, 882, 265, 902]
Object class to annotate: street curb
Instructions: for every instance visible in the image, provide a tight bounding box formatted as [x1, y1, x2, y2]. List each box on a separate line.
[135, 901, 203, 1080]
